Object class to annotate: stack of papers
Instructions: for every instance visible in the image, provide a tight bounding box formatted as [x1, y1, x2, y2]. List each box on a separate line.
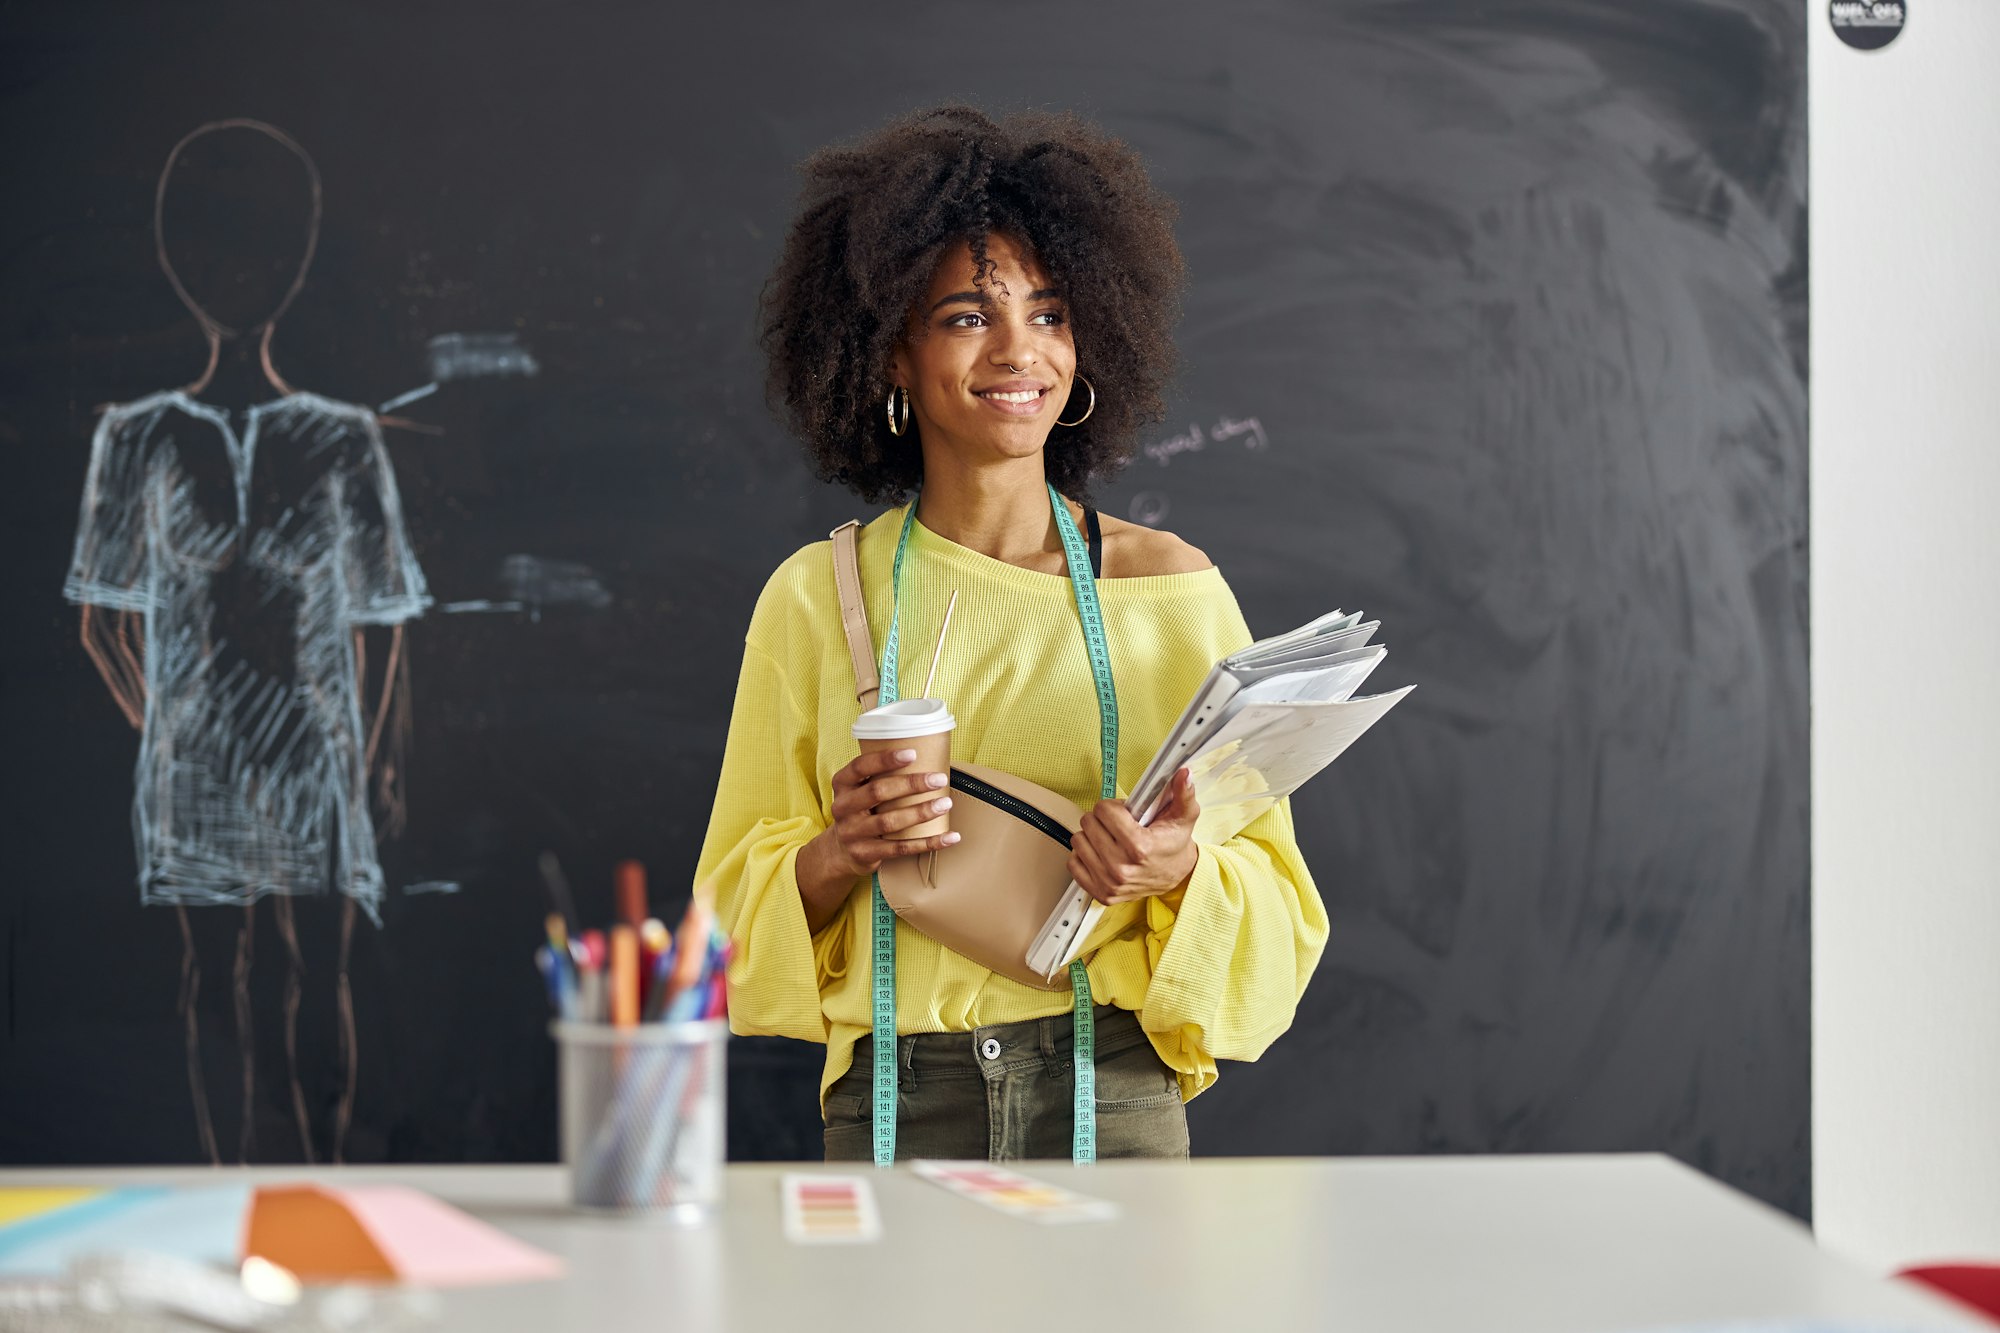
[1026, 609, 1413, 979]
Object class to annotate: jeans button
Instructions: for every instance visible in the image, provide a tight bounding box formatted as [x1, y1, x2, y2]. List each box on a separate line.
[980, 1037, 1002, 1061]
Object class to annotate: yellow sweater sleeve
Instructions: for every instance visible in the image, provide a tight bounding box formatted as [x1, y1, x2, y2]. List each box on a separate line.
[1129, 797, 1326, 1097]
[695, 630, 841, 1045]
[1078, 585, 1331, 1101]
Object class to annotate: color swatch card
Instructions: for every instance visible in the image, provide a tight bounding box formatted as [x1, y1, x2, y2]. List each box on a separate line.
[781, 1175, 881, 1245]
[910, 1161, 1118, 1225]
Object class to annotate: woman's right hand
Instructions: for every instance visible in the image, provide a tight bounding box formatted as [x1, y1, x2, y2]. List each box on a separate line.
[825, 747, 962, 874]
[796, 748, 960, 931]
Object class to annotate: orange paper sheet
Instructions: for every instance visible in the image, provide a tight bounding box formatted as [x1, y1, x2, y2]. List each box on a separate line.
[244, 1186, 397, 1283]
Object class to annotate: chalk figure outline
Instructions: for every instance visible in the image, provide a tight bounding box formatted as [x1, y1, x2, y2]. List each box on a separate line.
[65, 118, 429, 1166]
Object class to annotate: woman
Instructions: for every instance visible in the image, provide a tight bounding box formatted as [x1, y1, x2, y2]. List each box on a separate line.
[698, 106, 1326, 1162]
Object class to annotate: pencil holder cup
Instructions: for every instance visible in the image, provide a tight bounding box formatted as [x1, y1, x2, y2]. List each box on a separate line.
[552, 1018, 729, 1222]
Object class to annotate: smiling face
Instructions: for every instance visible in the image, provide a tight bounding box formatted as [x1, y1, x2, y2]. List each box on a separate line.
[889, 232, 1075, 471]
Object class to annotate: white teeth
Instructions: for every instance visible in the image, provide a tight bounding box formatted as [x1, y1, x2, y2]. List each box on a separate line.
[982, 390, 1041, 404]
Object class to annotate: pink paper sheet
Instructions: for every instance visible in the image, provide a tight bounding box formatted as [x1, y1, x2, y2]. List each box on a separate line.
[321, 1185, 563, 1287]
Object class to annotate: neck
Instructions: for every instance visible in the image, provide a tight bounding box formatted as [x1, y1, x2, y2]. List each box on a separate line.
[186, 327, 289, 411]
[913, 445, 1064, 568]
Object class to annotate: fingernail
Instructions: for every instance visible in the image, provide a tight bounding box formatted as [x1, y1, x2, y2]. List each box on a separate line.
[895, 748, 917, 762]
[926, 772, 948, 788]
[943, 832, 961, 845]
[932, 798, 952, 813]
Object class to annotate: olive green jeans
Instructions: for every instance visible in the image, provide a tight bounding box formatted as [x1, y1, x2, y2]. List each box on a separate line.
[821, 1004, 1190, 1161]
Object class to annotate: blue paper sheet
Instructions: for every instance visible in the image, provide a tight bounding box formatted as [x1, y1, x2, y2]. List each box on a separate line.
[0, 1185, 249, 1278]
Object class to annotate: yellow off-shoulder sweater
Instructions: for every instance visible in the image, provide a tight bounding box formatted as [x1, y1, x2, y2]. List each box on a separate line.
[695, 505, 1328, 1107]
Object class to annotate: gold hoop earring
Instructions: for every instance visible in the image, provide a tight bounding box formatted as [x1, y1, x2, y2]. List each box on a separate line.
[886, 385, 910, 437]
[1057, 374, 1095, 427]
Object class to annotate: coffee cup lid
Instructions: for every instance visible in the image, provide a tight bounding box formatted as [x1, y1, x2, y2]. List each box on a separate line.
[852, 697, 956, 740]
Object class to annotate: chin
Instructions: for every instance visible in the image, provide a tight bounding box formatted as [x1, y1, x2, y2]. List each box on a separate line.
[932, 426, 1048, 463]
[988, 436, 1052, 463]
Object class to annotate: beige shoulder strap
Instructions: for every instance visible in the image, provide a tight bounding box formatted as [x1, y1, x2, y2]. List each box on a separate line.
[829, 520, 880, 710]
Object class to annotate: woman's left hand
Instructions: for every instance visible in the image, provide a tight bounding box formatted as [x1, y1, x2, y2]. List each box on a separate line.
[1071, 767, 1201, 905]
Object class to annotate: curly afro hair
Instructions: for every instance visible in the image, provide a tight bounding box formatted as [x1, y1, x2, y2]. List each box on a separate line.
[759, 105, 1185, 505]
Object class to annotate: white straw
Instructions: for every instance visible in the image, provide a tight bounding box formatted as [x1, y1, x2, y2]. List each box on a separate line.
[920, 589, 959, 700]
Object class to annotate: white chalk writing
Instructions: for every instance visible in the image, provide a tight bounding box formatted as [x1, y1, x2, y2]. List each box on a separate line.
[1141, 413, 1269, 466]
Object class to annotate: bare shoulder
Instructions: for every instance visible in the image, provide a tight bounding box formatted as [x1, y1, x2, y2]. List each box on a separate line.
[1095, 512, 1213, 578]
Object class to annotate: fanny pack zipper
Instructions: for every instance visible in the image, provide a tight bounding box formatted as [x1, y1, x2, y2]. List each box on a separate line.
[949, 768, 1072, 849]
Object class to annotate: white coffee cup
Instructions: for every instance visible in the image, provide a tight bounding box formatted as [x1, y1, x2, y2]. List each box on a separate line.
[852, 698, 955, 839]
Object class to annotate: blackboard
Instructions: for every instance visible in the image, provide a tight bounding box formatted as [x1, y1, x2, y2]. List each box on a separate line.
[0, 0, 1809, 1217]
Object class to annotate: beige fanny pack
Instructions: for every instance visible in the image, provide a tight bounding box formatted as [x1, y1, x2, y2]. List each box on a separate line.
[831, 520, 1079, 992]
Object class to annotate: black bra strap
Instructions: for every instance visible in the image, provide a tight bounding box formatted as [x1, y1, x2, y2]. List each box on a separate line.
[1084, 507, 1103, 579]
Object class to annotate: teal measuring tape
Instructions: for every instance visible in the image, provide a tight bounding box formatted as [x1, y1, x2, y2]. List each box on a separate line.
[1048, 483, 1117, 1164]
[868, 503, 920, 1167]
[868, 485, 1119, 1166]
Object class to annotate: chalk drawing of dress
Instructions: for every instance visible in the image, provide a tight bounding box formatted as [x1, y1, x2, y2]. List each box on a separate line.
[64, 389, 430, 924]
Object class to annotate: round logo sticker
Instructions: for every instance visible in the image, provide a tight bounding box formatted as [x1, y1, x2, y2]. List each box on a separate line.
[1830, 0, 1907, 50]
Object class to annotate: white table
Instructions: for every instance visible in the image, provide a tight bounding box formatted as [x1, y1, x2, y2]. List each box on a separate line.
[1, 1156, 1981, 1331]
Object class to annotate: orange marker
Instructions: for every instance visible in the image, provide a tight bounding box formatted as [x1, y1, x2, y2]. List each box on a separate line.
[609, 924, 640, 1028]
[616, 860, 649, 929]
